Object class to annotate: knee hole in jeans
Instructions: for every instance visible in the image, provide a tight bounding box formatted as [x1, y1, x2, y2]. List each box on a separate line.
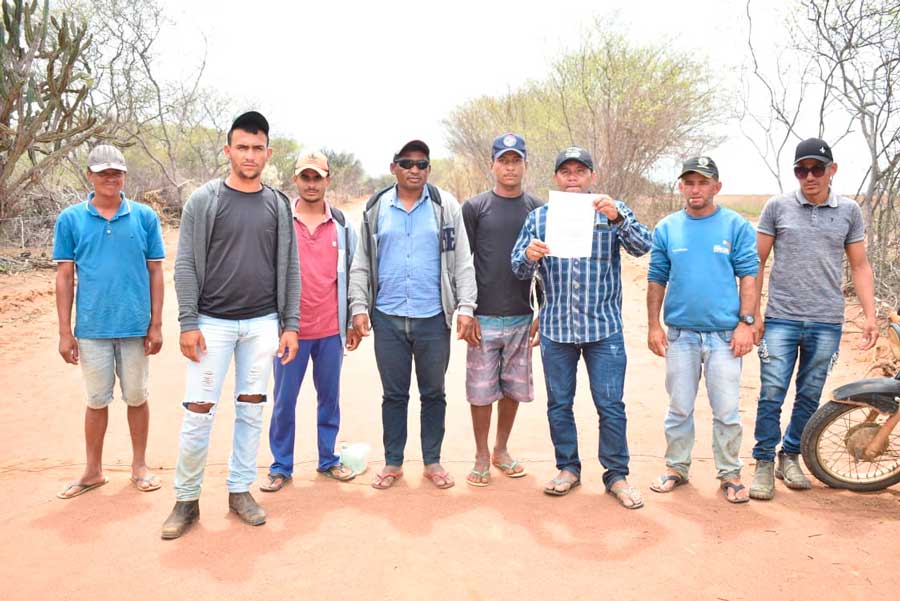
[186, 402, 213, 413]
[237, 394, 265, 403]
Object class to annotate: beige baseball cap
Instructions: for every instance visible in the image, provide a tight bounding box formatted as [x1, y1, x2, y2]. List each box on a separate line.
[293, 151, 330, 177]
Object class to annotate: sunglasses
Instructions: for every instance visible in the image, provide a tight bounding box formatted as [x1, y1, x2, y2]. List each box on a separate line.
[395, 159, 430, 170]
[794, 163, 828, 179]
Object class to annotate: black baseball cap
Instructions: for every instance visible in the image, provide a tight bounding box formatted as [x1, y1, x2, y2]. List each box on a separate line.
[679, 156, 719, 179]
[794, 138, 833, 165]
[554, 146, 594, 172]
[393, 139, 430, 162]
[230, 111, 269, 138]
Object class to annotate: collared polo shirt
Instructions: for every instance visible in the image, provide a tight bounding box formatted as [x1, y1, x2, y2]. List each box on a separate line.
[374, 186, 442, 318]
[757, 189, 865, 324]
[52, 193, 165, 338]
[294, 202, 339, 339]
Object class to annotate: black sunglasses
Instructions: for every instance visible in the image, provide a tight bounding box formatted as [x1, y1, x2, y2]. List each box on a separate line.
[794, 163, 828, 179]
[395, 159, 430, 170]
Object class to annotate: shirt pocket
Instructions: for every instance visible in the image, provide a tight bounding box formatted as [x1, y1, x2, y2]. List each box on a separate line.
[592, 228, 614, 262]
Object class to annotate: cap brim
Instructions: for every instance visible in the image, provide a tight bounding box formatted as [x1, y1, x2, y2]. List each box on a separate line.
[493, 149, 525, 160]
[294, 165, 329, 177]
[679, 168, 716, 179]
[89, 163, 127, 173]
[793, 155, 832, 166]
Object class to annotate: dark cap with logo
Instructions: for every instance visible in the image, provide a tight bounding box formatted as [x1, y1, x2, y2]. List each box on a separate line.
[794, 138, 833, 165]
[679, 156, 719, 179]
[554, 146, 594, 172]
[230, 111, 269, 137]
[394, 139, 430, 162]
[492, 133, 527, 161]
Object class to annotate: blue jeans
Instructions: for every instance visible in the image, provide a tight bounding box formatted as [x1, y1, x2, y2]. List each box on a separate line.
[372, 309, 451, 466]
[753, 318, 842, 461]
[269, 335, 343, 476]
[539, 332, 629, 490]
[174, 313, 279, 501]
[664, 328, 743, 480]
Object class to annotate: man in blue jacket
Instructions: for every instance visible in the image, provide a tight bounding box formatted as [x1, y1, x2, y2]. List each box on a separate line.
[646, 157, 758, 504]
[261, 151, 361, 492]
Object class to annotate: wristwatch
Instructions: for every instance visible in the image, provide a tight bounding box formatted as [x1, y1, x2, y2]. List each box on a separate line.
[739, 315, 755, 326]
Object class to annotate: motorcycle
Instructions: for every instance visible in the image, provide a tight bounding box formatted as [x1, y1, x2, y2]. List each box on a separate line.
[800, 313, 900, 492]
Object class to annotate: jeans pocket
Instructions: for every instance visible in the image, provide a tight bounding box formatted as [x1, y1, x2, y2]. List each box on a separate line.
[716, 330, 734, 344]
[667, 327, 681, 342]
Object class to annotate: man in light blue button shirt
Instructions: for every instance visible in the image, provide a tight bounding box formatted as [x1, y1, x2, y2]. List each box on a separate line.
[350, 139, 477, 490]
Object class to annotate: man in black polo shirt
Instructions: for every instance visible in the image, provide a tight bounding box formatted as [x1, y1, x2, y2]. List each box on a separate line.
[461, 133, 543, 486]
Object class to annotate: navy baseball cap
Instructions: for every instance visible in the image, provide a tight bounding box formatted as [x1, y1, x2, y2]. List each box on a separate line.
[679, 156, 719, 179]
[794, 138, 833, 165]
[554, 146, 594, 172]
[492, 133, 527, 161]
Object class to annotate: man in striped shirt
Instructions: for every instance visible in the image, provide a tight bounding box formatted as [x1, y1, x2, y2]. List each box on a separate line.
[511, 147, 652, 509]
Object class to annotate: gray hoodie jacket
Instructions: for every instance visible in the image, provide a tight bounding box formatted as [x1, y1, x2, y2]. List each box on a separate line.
[174, 178, 301, 333]
[349, 184, 476, 328]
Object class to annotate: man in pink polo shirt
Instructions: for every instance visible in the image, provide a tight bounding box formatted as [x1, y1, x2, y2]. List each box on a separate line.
[260, 151, 361, 491]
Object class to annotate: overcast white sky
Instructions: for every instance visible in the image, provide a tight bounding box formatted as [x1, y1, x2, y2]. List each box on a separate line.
[155, 0, 870, 195]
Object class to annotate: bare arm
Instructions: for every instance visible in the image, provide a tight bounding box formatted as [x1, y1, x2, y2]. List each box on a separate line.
[845, 241, 878, 350]
[55, 263, 78, 364]
[646, 281, 668, 357]
[753, 232, 774, 342]
[145, 261, 164, 355]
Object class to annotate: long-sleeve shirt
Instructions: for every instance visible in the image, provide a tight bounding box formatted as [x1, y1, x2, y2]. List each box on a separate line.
[511, 200, 652, 344]
[647, 206, 758, 331]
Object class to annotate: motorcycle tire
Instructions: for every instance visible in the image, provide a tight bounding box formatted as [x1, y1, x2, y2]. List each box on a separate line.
[801, 401, 900, 492]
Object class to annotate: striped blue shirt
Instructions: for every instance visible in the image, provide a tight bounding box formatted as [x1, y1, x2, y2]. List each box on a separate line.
[511, 201, 651, 344]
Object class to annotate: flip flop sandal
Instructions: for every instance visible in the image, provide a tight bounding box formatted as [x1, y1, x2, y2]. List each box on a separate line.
[649, 473, 688, 493]
[259, 474, 292, 493]
[608, 485, 645, 509]
[320, 464, 356, 482]
[543, 477, 581, 496]
[57, 477, 109, 500]
[371, 471, 403, 490]
[130, 474, 161, 492]
[492, 459, 527, 478]
[423, 471, 455, 489]
[721, 482, 750, 504]
[466, 468, 491, 487]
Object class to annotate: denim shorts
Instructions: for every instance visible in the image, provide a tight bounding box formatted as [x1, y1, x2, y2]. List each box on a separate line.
[78, 337, 148, 408]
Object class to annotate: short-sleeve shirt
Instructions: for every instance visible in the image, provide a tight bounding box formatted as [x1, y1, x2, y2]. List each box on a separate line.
[462, 190, 543, 317]
[757, 190, 866, 324]
[199, 183, 279, 320]
[295, 203, 339, 339]
[52, 194, 165, 339]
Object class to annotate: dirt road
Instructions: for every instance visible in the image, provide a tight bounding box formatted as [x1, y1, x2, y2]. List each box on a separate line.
[1, 226, 898, 601]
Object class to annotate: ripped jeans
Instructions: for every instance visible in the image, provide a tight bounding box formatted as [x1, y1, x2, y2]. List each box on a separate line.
[540, 331, 629, 490]
[752, 317, 842, 462]
[174, 313, 279, 501]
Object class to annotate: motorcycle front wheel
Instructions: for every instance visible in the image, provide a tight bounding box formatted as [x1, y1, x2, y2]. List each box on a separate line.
[801, 401, 900, 492]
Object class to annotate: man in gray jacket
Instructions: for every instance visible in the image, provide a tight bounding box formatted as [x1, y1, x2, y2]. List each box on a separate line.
[350, 139, 477, 490]
[161, 111, 300, 539]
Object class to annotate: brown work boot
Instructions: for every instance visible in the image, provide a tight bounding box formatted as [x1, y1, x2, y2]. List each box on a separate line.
[776, 451, 812, 490]
[161, 500, 200, 540]
[228, 492, 266, 526]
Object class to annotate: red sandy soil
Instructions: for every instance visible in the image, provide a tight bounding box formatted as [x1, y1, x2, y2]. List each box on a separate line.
[1, 225, 898, 601]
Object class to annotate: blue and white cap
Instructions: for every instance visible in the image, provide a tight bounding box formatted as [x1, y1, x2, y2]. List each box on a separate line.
[491, 133, 527, 161]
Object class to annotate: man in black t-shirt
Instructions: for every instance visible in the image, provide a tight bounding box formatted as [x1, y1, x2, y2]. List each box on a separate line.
[461, 133, 543, 486]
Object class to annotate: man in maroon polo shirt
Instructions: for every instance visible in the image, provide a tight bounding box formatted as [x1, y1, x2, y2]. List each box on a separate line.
[260, 151, 361, 491]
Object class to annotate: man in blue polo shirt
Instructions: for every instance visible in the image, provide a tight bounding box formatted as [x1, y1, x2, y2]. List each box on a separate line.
[53, 144, 166, 499]
[646, 157, 758, 504]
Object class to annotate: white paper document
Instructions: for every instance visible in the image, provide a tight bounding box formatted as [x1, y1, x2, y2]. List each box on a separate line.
[545, 191, 600, 258]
